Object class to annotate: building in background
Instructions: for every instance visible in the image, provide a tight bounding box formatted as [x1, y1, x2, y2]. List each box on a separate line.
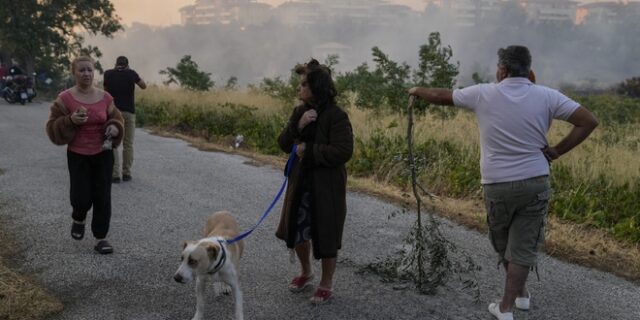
[274, 1, 323, 26]
[436, 0, 503, 27]
[180, 0, 414, 27]
[427, 0, 588, 26]
[181, 0, 639, 28]
[521, 0, 578, 24]
[180, 0, 272, 26]
[577, 1, 640, 25]
[577, 1, 621, 24]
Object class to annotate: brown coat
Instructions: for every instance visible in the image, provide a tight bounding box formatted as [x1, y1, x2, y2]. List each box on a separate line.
[45, 96, 124, 148]
[276, 103, 353, 259]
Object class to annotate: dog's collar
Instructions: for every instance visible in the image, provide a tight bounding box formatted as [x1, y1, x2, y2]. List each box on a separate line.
[207, 239, 227, 274]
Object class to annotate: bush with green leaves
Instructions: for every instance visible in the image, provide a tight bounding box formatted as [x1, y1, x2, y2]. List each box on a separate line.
[574, 94, 640, 125]
[258, 32, 459, 117]
[160, 55, 214, 91]
[348, 129, 480, 197]
[137, 98, 286, 155]
[256, 75, 297, 106]
[616, 77, 640, 98]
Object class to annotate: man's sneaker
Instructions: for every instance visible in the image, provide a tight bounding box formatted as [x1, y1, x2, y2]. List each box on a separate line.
[122, 174, 132, 182]
[112, 177, 121, 184]
[515, 292, 530, 311]
[488, 302, 513, 320]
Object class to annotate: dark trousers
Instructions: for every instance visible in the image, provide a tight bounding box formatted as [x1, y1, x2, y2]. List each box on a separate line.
[67, 150, 114, 239]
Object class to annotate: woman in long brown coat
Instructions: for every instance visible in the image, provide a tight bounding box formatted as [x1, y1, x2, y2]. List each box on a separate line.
[276, 59, 353, 304]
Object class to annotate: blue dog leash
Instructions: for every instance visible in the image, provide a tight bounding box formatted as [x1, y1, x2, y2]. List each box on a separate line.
[225, 144, 298, 245]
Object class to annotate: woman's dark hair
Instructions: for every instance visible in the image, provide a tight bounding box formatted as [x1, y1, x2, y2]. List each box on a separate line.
[295, 58, 337, 108]
[497, 45, 531, 78]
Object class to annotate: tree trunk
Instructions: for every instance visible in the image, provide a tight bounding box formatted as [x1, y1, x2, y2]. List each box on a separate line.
[25, 55, 35, 76]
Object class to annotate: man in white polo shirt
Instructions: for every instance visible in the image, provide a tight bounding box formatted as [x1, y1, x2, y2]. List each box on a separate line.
[409, 45, 598, 320]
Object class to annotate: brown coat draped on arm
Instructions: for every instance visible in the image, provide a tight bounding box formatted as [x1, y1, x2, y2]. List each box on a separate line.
[45, 97, 125, 148]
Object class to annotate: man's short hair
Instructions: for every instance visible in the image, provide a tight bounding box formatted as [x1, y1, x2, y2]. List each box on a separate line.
[116, 56, 129, 67]
[497, 46, 531, 78]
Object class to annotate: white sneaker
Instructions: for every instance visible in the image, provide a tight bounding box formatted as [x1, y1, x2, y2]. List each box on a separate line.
[488, 302, 514, 320]
[515, 292, 530, 311]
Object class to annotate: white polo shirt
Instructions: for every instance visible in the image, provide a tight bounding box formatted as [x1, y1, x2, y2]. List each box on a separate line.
[452, 77, 580, 184]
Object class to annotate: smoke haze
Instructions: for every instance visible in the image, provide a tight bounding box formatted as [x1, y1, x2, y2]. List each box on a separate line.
[89, 1, 640, 89]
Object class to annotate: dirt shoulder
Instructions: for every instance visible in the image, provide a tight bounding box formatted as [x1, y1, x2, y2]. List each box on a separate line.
[0, 201, 63, 320]
[163, 129, 640, 284]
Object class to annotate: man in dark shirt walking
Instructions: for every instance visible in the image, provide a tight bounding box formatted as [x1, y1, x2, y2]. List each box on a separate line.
[104, 56, 147, 183]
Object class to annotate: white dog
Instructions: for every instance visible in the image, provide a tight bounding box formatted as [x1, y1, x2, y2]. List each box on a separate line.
[174, 211, 245, 320]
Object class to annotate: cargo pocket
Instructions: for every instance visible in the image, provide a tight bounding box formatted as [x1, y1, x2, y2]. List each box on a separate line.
[486, 197, 509, 255]
[523, 188, 553, 217]
[531, 189, 553, 250]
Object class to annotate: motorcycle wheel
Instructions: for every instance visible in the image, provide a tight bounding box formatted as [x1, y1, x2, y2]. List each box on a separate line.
[20, 98, 26, 105]
[4, 93, 16, 104]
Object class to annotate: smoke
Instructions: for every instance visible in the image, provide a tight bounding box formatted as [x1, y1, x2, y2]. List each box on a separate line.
[87, 3, 640, 89]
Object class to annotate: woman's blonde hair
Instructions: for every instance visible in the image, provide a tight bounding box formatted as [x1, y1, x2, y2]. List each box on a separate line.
[71, 56, 95, 73]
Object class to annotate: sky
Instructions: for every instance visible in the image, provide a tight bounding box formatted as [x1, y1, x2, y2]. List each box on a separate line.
[111, 0, 427, 26]
[110, 0, 614, 27]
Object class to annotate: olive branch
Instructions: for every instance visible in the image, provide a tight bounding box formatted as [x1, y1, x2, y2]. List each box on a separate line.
[361, 97, 481, 299]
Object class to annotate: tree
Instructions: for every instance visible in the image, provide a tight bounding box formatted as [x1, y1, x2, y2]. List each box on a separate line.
[224, 76, 238, 90]
[412, 32, 460, 117]
[335, 47, 411, 113]
[0, 0, 122, 75]
[616, 77, 640, 98]
[335, 32, 458, 115]
[159, 55, 214, 91]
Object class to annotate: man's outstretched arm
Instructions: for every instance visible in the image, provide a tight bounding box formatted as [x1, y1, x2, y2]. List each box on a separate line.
[408, 87, 454, 106]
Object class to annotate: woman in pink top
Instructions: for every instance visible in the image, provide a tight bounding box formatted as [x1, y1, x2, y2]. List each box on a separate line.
[46, 56, 124, 254]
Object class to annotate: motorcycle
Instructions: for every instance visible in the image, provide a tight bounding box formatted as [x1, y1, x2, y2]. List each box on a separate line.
[2, 74, 36, 105]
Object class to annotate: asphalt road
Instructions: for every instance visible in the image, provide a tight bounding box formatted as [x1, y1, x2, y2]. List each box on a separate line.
[1, 100, 639, 320]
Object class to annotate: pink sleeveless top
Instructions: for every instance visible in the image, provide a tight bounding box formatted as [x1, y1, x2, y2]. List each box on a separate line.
[59, 90, 114, 155]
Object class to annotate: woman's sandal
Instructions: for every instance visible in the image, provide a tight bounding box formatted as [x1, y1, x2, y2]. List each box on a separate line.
[71, 221, 85, 240]
[94, 240, 114, 254]
[288, 274, 314, 292]
[310, 287, 332, 305]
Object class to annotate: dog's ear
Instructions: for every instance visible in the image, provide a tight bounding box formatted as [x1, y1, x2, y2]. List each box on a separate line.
[205, 243, 219, 260]
[182, 240, 194, 250]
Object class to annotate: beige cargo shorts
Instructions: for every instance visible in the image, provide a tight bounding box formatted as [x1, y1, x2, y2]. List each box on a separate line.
[483, 175, 552, 267]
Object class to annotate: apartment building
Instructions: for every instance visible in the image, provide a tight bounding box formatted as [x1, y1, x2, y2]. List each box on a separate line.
[577, 2, 620, 24]
[577, 1, 640, 25]
[276, 0, 413, 26]
[274, 1, 323, 26]
[428, 0, 584, 25]
[520, 0, 578, 24]
[181, 0, 413, 27]
[180, 0, 272, 26]
[437, 0, 504, 27]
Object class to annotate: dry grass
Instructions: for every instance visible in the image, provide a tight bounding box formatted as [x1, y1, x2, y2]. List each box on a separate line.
[547, 121, 640, 188]
[0, 265, 64, 320]
[351, 107, 640, 188]
[142, 87, 640, 188]
[0, 216, 63, 320]
[349, 108, 481, 150]
[138, 86, 286, 116]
